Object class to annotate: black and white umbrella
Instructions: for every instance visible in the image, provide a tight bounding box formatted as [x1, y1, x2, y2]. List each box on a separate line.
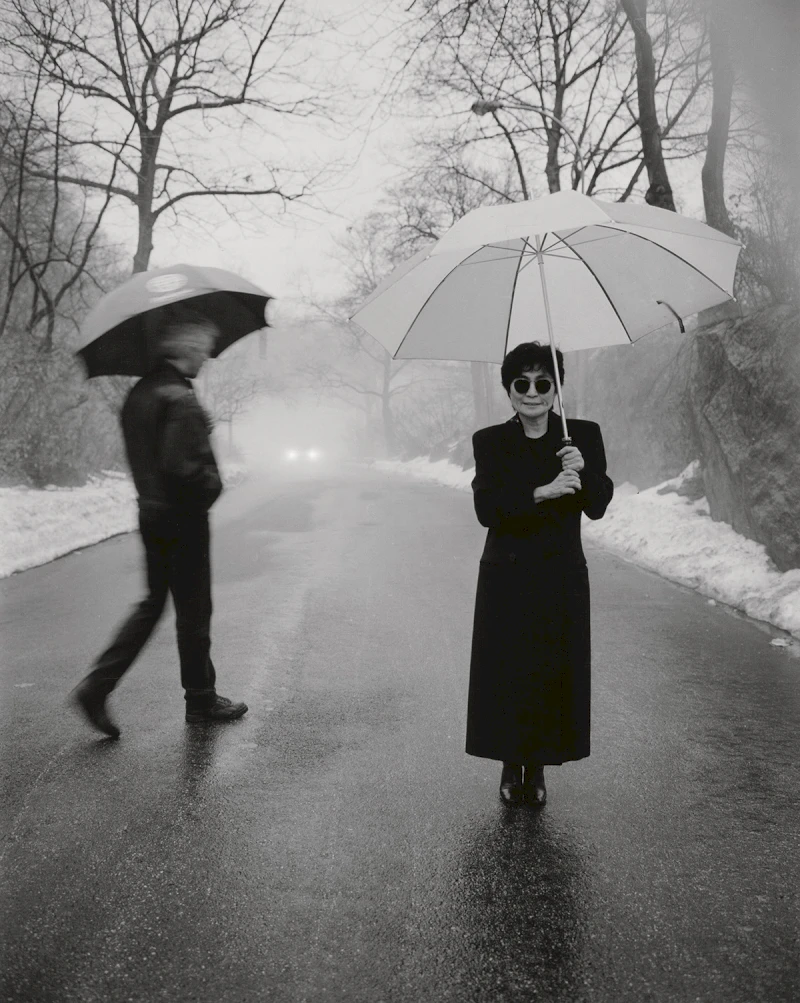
[77, 263, 272, 377]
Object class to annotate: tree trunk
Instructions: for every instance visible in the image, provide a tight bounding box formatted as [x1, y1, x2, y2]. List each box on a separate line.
[701, 13, 735, 237]
[620, 0, 676, 211]
[133, 208, 155, 274]
[544, 124, 562, 194]
[697, 9, 740, 324]
[544, 88, 566, 194]
[132, 130, 160, 273]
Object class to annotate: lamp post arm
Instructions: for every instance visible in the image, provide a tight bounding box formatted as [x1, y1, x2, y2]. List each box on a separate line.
[471, 99, 586, 193]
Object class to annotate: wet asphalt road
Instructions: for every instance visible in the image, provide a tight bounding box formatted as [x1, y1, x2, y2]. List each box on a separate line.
[1, 464, 799, 1003]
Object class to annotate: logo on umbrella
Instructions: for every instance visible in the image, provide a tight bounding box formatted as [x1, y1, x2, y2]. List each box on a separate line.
[146, 274, 189, 295]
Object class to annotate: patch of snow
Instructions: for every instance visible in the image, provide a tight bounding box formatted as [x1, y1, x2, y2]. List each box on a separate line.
[0, 463, 246, 579]
[655, 459, 701, 492]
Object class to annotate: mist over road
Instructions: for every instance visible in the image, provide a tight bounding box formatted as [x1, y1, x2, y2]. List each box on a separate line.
[2, 466, 798, 1003]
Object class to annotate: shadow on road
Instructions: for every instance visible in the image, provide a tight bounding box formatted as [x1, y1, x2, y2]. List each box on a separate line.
[446, 808, 590, 994]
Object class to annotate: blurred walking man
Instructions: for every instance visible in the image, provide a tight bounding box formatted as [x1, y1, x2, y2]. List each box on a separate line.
[71, 308, 248, 737]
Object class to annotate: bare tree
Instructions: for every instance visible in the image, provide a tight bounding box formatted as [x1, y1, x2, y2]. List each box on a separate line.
[699, 4, 735, 235]
[397, 0, 712, 203]
[399, 0, 635, 197]
[199, 348, 275, 446]
[381, 155, 509, 427]
[3, 0, 335, 274]
[297, 212, 469, 457]
[0, 73, 129, 485]
[476, 0, 635, 195]
[393, 375, 475, 457]
[619, 0, 677, 209]
[729, 145, 800, 308]
[0, 78, 121, 348]
[302, 317, 415, 458]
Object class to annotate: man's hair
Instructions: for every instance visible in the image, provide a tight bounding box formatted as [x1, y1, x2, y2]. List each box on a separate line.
[500, 340, 565, 393]
[154, 304, 219, 358]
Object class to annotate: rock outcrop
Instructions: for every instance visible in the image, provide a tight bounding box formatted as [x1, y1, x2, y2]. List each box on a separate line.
[572, 305, 800, 570]
[687, 306, 800, 570]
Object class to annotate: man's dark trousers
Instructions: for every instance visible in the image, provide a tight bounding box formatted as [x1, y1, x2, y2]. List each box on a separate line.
[84, 510, 217, 704]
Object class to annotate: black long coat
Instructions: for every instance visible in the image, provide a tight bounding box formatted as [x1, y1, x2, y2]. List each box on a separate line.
[466, 411, 614, 766]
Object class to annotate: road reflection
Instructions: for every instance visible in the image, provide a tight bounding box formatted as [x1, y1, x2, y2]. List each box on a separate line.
[178, 723, 223, 822]
[446, 807, 591, 995]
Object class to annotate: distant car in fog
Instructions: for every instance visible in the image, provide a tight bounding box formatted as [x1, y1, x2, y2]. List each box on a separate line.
[283, 447, 323, 463]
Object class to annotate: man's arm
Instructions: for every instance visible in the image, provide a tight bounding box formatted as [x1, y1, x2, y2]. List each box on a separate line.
[160, 395, 223, 510]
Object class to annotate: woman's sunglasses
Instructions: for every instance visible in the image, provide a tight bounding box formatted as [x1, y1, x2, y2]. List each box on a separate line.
[512, 377, 553, 396]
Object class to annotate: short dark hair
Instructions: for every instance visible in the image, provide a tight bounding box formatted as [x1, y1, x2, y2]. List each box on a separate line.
[152, 303, 218, 359]
[500, 341, 564, 393]
[162, 303, 218, 340]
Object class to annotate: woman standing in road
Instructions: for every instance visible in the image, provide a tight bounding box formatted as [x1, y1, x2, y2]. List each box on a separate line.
[467, 341, 614, 805]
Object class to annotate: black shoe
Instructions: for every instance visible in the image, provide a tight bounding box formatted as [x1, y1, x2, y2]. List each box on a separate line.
[524, 765, 547, 806]
[185, 694, 248, 723]
[499, 763, 524, 805]
[70, 681, 120, 739]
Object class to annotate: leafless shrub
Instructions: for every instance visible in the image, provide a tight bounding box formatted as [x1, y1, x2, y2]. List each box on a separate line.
[731, 149, 800, 309]
[0, 337, 126, 486]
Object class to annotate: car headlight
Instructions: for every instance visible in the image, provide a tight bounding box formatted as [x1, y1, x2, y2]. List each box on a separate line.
[307, 449, 320, 460]
[285, 449, 299, 460]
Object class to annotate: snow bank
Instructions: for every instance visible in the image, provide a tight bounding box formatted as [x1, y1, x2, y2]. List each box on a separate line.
[0, 463, 247, 579]
[375, 458, 800, 640]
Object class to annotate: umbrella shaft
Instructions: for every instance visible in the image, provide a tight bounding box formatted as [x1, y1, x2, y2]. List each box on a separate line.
[536, 244, 570, 442]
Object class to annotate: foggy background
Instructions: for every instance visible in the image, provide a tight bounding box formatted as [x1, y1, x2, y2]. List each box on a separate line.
[1, 0, 798, 512]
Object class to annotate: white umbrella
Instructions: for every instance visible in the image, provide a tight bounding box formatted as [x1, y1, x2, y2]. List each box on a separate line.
[351, 190, 741, 441]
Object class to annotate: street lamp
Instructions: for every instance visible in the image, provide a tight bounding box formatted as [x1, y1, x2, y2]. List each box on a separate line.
[471, 99, 586, 193]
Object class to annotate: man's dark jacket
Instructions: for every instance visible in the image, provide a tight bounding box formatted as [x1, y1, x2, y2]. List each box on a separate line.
[121, 362, 222, 515]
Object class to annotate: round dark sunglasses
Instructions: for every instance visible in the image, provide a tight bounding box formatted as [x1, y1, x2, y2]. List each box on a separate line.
[512, 376, 553, 396]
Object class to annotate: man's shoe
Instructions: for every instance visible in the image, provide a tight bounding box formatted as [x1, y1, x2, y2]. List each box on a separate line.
[185, 694, 248, 723]
[499, 763, 524, 805]
[524, 765, 547, 806]
[70, 681, 120, 739]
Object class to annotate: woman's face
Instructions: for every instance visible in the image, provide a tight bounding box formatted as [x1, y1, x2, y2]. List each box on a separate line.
[509, 366, 556, 419]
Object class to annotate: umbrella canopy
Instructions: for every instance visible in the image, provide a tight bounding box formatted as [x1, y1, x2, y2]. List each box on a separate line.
[77, 264, 272, 377]
[350, 189, 740, 440]
[351, 190, 740, 360]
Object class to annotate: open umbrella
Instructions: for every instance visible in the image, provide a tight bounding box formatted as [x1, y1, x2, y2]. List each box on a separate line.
[350, 190, 741, 441]
[77, 264, 272, 377]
